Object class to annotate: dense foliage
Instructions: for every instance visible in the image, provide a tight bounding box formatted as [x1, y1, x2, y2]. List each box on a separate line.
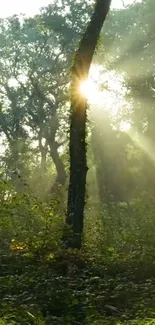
[0, 0, 155, 323]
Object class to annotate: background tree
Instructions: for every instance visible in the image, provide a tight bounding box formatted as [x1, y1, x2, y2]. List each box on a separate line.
[0, 1, 92, 198]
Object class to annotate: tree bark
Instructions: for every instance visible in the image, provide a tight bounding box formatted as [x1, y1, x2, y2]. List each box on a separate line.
[66, 0, 111, 249]
[49, 141, 67, 193]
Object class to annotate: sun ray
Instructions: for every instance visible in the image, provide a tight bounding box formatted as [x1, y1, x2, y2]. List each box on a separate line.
[128, 129, 155, 162]
[79, 64, 127, 119]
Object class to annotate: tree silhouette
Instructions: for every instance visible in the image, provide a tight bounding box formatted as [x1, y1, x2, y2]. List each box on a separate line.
[67, 0, 112, 248]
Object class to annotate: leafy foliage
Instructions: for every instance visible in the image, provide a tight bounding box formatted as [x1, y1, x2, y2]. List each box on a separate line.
[1, 0, 155, 324]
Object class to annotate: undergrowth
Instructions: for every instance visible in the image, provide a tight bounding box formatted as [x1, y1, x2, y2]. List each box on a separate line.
[1, 181, 155, 324]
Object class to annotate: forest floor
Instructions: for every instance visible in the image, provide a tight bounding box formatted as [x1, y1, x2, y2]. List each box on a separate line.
[0, 247, 155, 325]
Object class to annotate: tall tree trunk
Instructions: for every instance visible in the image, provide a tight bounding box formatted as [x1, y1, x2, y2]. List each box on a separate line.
[66, 0, 111, 249]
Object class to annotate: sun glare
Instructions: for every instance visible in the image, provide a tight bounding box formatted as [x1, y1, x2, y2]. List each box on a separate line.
[79, 64, 127, 117]
[80, 79, 98, 104]
[120, 121, 131, 132]
[79, 64, 131, 133]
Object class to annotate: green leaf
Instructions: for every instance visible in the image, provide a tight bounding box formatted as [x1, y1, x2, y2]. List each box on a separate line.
[107, 247, 115, 252]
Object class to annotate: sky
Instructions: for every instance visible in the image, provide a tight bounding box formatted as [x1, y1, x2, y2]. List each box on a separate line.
[0, 0, 137, 18]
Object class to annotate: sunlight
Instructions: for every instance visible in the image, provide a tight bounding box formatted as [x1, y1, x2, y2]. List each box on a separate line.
[79, 64, 127, 117]
[128, 130, 155, 162]
[0, 0, 53, 18]
[112, 0, 142, 8]
[0, 0, 141, 18]
[8, 75, 28, 88]
[80, 79, 99, 104]
[120, 121, 131, 132]
[0, 135, 7, 155]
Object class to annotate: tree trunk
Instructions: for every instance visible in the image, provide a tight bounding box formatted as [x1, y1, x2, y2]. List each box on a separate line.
[49, 141, 66, 193]
[38, 132, 47, 178]
[66, 0, 111, 249]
